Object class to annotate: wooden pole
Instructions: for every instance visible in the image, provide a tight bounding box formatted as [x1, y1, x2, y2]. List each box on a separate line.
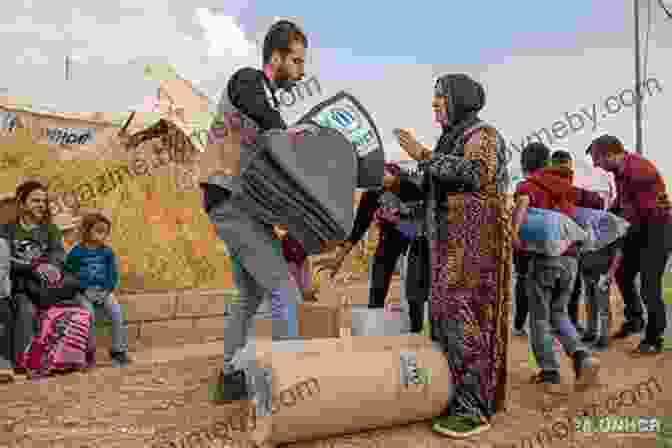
[634, 0, 644, 154]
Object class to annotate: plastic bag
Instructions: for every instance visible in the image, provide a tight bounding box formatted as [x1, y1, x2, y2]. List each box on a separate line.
[573, 207, 630, 252]
[519, 208, 589, 256]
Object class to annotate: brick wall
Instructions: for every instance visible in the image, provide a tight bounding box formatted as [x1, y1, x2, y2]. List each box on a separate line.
[95, 288, 240, 353]
[96, 285, 358, 354]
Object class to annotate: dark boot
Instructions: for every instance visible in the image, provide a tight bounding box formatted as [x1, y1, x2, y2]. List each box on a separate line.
[572, 350, 600, 390]
[636, 336, 665, 354]
[210, 369, 248, 404]
[592, 336, 609, 352]
[613, 318, 645, 339]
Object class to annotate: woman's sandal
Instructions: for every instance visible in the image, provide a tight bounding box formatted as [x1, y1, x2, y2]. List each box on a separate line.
[432, 415, 492, 438]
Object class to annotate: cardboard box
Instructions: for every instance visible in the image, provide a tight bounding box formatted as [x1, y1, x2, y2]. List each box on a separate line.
[298, 296, 351, 339]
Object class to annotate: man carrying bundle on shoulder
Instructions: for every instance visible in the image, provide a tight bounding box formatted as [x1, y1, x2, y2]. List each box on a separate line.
[512, 142, 604, 390]
[198, 20, 312, 404]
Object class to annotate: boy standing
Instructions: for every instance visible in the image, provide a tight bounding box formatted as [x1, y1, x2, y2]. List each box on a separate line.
[513, 143, 603, 389]
[577, 239, 622, 351]
[550, 150, 585, 334]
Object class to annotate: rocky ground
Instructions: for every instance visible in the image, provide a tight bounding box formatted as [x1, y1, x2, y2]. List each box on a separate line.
[0, 282, 670, 448]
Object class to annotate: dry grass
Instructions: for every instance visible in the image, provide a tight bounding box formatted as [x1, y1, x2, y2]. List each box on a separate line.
[0, 130, 232, 291]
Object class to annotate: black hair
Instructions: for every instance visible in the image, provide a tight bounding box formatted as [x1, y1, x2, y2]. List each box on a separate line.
[586, 134, 624, 155]
[262, 20, 307, 64]
[521, 142, 550, 173]
[551, 150, 572, 164]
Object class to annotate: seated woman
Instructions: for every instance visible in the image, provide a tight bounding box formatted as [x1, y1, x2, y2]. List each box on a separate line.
[0, 181, 94, 378]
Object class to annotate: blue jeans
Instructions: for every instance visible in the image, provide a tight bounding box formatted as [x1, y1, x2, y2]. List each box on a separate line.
[208, 198, 302, 367]
[526, 256, 587, 371]
[79, 289, 128, 354]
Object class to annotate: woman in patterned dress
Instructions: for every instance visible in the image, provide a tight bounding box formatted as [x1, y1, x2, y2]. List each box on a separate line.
[394, 74, 512, 437]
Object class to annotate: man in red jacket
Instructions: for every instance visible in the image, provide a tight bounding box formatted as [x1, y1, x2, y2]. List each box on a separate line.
[513, 142, 604, 389]
[587, 134, 671, 354]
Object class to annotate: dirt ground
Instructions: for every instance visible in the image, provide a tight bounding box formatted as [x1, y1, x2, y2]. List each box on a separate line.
[1, 283, 670, 448]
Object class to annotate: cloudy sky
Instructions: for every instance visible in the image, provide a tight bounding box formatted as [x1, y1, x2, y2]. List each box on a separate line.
[2, 0, 672, 184]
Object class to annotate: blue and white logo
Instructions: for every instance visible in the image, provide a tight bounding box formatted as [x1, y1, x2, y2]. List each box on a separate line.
[329, 107, 358, 131]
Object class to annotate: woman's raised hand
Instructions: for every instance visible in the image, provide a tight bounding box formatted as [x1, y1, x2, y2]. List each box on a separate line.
[395, 128, 428, 161]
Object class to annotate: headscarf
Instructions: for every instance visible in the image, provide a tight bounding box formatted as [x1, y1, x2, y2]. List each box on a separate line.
[433, 74, 485, 154]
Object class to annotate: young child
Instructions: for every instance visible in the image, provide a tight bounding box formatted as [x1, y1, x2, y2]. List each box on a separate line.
[550, 150, 585, 333]
[578, 238, 623, 351]
[273, 225, 316, 300]
[65, 213, 131, 367]
[513, 143, 603, 389]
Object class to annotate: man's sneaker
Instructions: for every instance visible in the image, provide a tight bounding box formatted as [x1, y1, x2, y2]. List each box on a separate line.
[210, 369, 248, 404]
[635, 336, 664, 355]
[530, 369, 564, 394]
[530, 370, 561, 384]
[592, 337, 609, 352]
[572, 350, 600, 390]
[512, 327, 528, 337]
[110, 351, 132, 367]
[613, 319, 644, 339]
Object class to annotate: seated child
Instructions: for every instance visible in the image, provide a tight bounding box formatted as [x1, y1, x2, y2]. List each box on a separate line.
[65, 213, 132, 367]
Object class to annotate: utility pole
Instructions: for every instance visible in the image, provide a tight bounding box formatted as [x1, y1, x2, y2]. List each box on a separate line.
[65, 56, 70, 81]
[634, 0, 644, 154]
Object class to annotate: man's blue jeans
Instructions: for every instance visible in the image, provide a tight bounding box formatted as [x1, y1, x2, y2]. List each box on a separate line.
[208, 197, 303, 368]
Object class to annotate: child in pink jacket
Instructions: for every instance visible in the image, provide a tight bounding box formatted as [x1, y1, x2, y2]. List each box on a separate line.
[273, 225, 316, 301]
